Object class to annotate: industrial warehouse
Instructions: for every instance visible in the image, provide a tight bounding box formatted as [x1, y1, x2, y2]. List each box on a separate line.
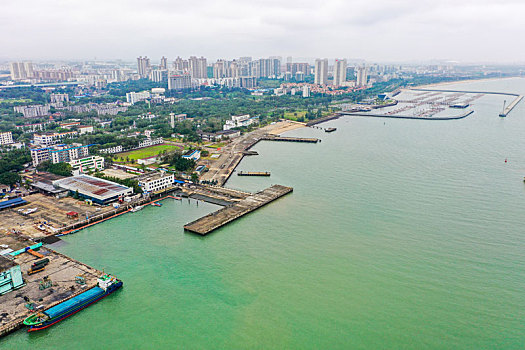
[53, 175, 133, 205]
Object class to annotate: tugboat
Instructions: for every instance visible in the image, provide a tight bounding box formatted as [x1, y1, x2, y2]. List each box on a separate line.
[23, 274, 123, 332]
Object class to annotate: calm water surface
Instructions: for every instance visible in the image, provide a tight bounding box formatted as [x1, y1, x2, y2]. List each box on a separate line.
[3, 78, 525, 349]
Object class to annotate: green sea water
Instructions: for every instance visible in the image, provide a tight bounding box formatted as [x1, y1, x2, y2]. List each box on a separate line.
[3, 78, 525, 349]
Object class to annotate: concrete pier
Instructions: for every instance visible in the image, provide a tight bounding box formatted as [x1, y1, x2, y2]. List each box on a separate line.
[184, 185, 293, 235]
[500, 95, 523, 117]
[238, 171, 271, 176]
[261, 135, 319, 143]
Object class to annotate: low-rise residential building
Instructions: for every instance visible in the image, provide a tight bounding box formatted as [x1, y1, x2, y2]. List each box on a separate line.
[78, 125, 94, 134]
[0, 131, 13, 145]
[33, 131, 78, 147]
[69, 155, 104, 175]
[30, 143, 90, 167]
[182, 150, 201, 161]
[50, 144, 89, 164]
[15, 122, 45, 132]
[138, 173, 174, 193]
[59, 121, 81, 129]
[138, 138, 163, 148]
[99, 145, 123, 154]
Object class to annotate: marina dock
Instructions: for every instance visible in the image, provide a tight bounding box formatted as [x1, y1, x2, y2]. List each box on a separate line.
[238, 171, 271, 176]
[184, 185, 293, 235]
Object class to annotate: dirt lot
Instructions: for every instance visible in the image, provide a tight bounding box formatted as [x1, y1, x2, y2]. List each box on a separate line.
[0, 193, 116, 239]
[102, 168, 136, 180]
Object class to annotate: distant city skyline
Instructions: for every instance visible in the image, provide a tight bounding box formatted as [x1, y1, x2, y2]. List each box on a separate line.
[2, 0, 525, 64]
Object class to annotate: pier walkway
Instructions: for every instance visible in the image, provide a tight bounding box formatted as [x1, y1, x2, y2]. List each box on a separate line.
[260, 135, 319, 143]
[501, 95, 523, 117]
[238, 171, 271, 176]
[184, 185, 293, 235]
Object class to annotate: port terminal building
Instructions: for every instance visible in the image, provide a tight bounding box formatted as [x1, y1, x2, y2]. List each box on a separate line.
[138, 173, 175, 193]
[53, 175, 133, 205]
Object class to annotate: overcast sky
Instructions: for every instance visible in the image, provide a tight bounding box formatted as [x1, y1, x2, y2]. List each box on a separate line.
[1, 0, 524, 63]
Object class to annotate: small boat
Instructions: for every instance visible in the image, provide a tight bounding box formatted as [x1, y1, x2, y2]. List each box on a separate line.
[131, 205, 143, 212]
[23, 274, 122, 332]
[151, 202, 162, 207]
[325, 127, 337, 133]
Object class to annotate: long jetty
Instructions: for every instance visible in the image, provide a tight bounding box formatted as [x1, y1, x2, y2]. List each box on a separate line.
[238, 171, 271, 176]
[501, 95, 523, 117]
[306, 115, 339, 126]
[184, 185, 293, 235]
[261, 135, 319, 143]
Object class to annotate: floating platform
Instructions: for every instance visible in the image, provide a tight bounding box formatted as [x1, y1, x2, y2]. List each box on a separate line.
[184, 185, 293, 235]
[237, 171, 270, 176]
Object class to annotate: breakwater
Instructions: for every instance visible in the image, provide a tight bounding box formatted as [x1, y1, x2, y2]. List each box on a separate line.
[338, 110, 474, 121]
[184, 185, 293, 235]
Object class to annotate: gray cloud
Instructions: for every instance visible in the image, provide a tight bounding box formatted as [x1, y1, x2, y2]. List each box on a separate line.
[1, 0, 524, 63]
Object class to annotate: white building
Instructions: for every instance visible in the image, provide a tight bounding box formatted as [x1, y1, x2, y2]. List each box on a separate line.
[78, 125, 94, 135]
[99, 145, 123, 154]
[223, 114, 258, 130]
[69, 155, 105, 175]
[333, 59, 347, 87]
[10, 62, 34, 80]
[302, 86, 311, 98]
[168, 74, 193, 90]
[13, 105, 50, 118]
[182, 150, 201, 161]
[314, 59, 328, 85]
[126, 91, 151, 105]
[138, 173, 175, 193]
[33, 131, 78, 147]
[0, 131, 14, 145]
[50, 93, 69, 104]
[356, 66, 368, 87]
[138, 138, 163, 148]
[30, 143, 90, 167]
[50, 144, 90, 164]
[15, 123, 45, 132]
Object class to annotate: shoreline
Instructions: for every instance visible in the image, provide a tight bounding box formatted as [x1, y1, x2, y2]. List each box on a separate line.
[414, 76, 523, 89]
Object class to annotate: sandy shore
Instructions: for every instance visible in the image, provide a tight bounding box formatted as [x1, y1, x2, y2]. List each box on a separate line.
[267, 120, 306, 135]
